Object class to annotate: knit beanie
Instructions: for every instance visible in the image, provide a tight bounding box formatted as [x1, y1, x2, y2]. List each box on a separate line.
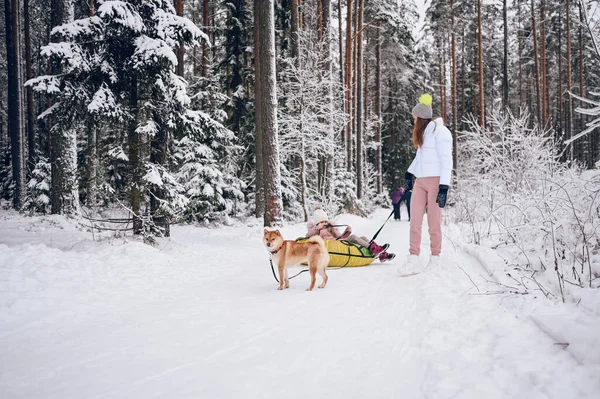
[312, 209, 329, 224]
[411, 93, 433, 119]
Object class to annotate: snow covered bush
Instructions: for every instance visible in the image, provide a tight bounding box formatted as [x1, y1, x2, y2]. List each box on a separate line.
[452, 110, 600, 300]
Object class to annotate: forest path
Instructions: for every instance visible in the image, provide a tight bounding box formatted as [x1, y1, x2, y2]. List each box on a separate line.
[0, 209, 596, 398]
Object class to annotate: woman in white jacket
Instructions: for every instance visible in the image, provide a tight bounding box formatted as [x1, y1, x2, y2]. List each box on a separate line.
[399, 94, 453, 274]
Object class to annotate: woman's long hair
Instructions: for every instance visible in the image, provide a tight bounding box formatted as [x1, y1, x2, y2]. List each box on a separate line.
[412, 117, 431, 148]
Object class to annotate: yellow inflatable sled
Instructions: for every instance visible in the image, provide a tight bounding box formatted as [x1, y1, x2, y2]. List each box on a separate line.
[296, 238, 377, 267]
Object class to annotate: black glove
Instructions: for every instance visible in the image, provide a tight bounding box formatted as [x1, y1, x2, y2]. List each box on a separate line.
[403, 172, 414, 192]
[436, 185, 449, 208]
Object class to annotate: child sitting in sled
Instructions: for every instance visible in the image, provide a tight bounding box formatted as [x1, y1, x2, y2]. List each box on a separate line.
[305, 209, 396, 262]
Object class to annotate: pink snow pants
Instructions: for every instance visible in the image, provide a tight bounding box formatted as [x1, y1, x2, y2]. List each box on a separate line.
[409, 177, 443, 256]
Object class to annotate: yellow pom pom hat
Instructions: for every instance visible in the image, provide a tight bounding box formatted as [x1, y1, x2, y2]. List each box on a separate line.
[411, 93, 433, 119]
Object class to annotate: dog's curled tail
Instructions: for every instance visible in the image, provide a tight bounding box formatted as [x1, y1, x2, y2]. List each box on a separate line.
[306, 235, 326, 246]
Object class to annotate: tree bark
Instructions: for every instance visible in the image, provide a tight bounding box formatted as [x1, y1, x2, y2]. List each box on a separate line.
[4, 0, 25, 210]
[150, 115, 170, 236]
[291, 0, 299, 60]
[451, 0, 458, 172]
[24, 0, 35, 172]
[337, 0, 344, 89]
[129, 74, 141, 234]
[518, 1, 523, 111]
[472, 49, 477, 121]
[375, 22, 382, 194]
[257, 0, 282, 226]
[87, 0, 97, 211]
[202, 0, 210, 77]
[253, 0, 265, 218]
[49, 0, 77, 215]
[322, 0, 335, 200]
[344, 0, 353, 171]
[477, 0, 484, 127]
[578, 2, 587, 166]
[530, 0, 542, 124]
[355, 0, 364, 199]
[540, 0, 548, 123]
[558, 13, 563, 135]
[460, 28, 465, 129]
[502, 0, 509, 112]
[175, 0, 184, 76]
[566, 0, 573, 159]
[439, 40, 445, 120]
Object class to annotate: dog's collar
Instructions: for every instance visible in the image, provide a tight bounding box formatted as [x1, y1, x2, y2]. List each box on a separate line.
[269, 245, 283, 255]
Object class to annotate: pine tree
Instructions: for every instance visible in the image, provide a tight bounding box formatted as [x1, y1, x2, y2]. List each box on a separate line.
[28, 0, 238, 236]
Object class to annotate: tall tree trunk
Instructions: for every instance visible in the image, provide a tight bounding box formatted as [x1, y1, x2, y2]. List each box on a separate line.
[257, 0, 282, 226]
[129, 74, 141, 234]
[322, 0, 335, 200]
[477, 0, 484, 127]
[175, 0, 184, 76]
[344, 0, 353, 171]
[352, 0, 358, 164]
[540, 0, 548, 123]
[4, 0, 25, 210]
[375, 22, 382, 194]
[50, 0, 63, 214]
[473, 49, 478, 121]
[192, 0, 197, 75]
[355, 0, 364, 199]
[502, 0, 509, 112]
[451, 0, 458, 172]
[253, 0, 265, 218]
[150, 116, 170, 236]
[202, 0, 210, 77]
[338, 0, 343, 88]
[439, 40, 446, 120]
[558, 14, 563, 135]
[566, 0, 573, 159]
[87, 0, 98, 211]
[24, 0, 35, 172]
[50, 0, 77, 215]
[460, 28, 465, 129]
[578, 2, 587, 166]
[290, 0, 299, 60]
[317, 0, 323, 40]
[530, 0, 542, 124]
[518, 2, 524, 111]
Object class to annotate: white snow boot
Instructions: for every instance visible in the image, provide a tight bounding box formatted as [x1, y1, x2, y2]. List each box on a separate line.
[426, 255, 440, 269]
[397, 254, 422, 277]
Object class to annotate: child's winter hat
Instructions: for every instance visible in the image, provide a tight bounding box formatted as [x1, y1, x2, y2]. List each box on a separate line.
[411, 93, 433, 119]
[312, 209, 329, 224]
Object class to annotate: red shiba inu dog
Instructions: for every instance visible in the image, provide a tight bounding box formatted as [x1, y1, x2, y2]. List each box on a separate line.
[263, 229, 330, 291]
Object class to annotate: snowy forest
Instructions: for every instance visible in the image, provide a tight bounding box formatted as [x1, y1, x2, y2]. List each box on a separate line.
[2, 1, 600, 396]
[1, 0, 599, 256]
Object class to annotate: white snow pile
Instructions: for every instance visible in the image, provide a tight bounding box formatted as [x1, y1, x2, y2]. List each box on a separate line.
[1, 208, 599, 398]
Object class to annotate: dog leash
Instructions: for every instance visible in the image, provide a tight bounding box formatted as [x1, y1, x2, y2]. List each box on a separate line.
[369, 209, 395, 244]
[269, 256, 309, 283]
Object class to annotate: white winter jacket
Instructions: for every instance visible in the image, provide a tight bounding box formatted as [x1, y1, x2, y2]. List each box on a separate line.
[407, 118, 453, 186]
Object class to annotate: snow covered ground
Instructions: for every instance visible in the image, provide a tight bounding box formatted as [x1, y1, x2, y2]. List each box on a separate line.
[1, 209, 599, 399]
